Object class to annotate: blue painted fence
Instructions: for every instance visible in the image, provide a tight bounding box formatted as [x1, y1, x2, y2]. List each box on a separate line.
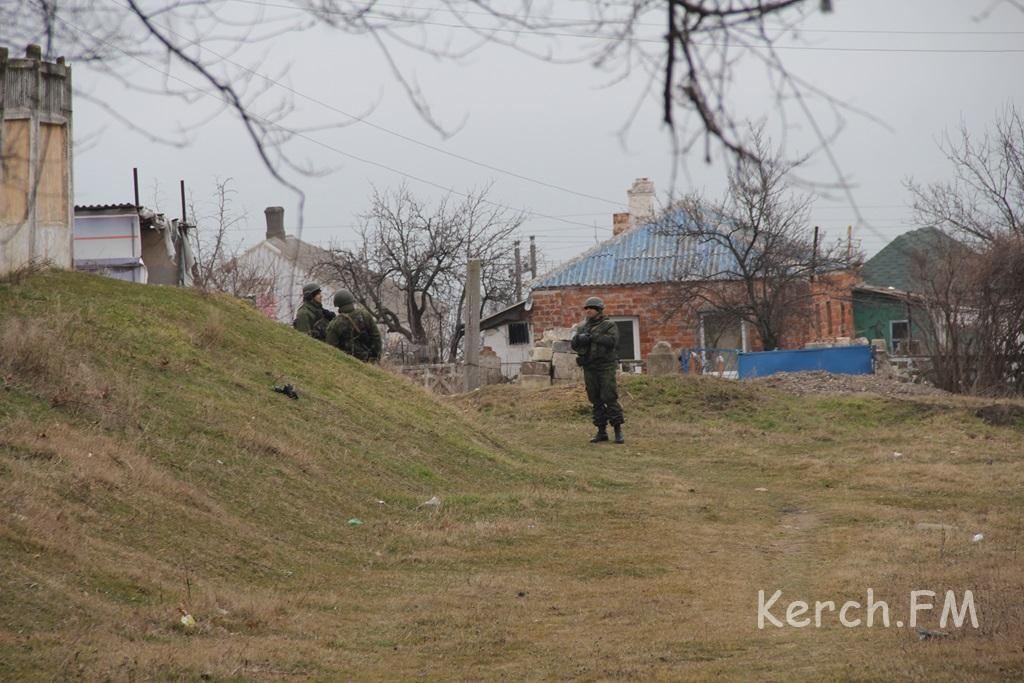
[737, 345, 873, 379]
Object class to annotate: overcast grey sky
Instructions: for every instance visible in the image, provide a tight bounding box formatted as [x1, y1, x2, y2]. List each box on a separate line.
[69, 0, 1024, 269]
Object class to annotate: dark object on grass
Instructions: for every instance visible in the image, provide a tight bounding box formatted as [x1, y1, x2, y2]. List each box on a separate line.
[273, 384, 299, 400]
[975, 404, 1024, 427]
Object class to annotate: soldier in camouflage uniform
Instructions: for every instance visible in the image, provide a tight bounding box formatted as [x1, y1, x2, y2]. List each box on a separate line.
[571, 296, 625, 444]
[292, 283, 335, 341]
[326, 289, 383, 362]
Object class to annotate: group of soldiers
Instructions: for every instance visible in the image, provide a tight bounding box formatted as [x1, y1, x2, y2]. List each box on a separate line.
[294, 283, 623, 444]
[292, 283, 382, 363]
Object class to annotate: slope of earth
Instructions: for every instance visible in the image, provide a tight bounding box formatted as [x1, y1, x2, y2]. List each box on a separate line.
[1, 270, 1022, 681]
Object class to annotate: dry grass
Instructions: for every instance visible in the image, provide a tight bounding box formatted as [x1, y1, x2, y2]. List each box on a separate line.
[2, 272, 1023, 681]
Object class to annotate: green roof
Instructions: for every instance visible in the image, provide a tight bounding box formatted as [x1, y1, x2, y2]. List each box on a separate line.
[861, 227, 961, 293]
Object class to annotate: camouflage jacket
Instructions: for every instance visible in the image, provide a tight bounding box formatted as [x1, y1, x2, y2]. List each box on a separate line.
[571, 315, 619, 371]
[326, 307, 383, 362]
[293, 301, 331, 340]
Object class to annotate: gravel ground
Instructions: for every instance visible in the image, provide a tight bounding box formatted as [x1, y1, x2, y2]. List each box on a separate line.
[745, 371, 952, 398]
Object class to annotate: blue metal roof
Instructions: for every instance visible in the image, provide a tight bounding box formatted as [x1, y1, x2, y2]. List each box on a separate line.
[531, 213, 740, 289]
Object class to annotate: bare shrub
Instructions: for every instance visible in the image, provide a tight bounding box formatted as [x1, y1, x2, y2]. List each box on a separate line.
[0, 316, 140, 421]
[192, 311, 226, 350]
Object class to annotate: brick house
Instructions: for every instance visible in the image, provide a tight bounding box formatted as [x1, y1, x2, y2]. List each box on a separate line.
[515, 178, 857, 371]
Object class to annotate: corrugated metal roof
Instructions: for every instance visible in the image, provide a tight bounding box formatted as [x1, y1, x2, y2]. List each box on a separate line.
[74, 203, 138, 212]
[531, 215, 740, 289]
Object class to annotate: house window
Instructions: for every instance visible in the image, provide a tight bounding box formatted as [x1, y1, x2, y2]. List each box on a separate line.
[700, 311, 747, 351]
[890, 320, 910, 354]
[508, 321, 530, 345]
[609, 317, 640, 361]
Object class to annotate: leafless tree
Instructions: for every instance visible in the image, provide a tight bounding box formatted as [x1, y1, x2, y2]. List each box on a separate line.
[189, 178, 275, 300]
[312, 184, 524, 363]
[3, 0, 847, 185]
[910, 234, 1024, 394]
[905, 108, 1024, 394]
[908, 105, 1024, 243]
[656, 128, 856, 350]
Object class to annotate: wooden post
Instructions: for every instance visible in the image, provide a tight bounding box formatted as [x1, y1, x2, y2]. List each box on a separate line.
[513, 240, 522, 300]
[464, 258, 481, 391]
[529, 235, 537, 278]
[811, 225, 819, 282]
[179, 179, 187, 226]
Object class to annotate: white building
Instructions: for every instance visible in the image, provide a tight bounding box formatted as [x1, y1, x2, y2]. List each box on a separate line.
[480, 299, 533, 378]
[73, 203, 193, 285]
[234, 207, 336, 324]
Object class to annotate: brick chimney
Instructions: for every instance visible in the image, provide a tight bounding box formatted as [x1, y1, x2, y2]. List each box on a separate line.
[613, 212, 632, 237]
[264, 206, 285, 241]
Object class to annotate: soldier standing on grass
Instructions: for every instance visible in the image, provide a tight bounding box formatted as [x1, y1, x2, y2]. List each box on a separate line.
[292, 283, 335, 341]
[571, 296, 625, 444]
[326, 289, 383, 362]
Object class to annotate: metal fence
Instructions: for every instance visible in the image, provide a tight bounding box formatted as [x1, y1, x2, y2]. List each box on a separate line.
[678, 348, 742, 378]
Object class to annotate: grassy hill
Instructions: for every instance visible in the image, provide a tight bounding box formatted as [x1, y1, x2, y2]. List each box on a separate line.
[1, 270, 1022, 681]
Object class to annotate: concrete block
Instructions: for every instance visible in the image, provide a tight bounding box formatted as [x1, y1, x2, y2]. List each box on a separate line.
[552, 340, 572, 354]
[552, 352, 583, 381]
[518, 374, 551, 389]
[542, 327, 574, 343]
[519, 361, 551, 376]
[529, 346, 554, 362]
[647, 351, 678, 377]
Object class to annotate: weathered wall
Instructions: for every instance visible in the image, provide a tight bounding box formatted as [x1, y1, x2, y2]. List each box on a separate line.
[530, 283, 699, 360]
[0, 47, 74, 275]
[530, 272, 858, 359]
[853, 292, 930, 353]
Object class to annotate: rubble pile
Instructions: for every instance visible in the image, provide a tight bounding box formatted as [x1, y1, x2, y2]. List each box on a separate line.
[748, 371, 950, 398]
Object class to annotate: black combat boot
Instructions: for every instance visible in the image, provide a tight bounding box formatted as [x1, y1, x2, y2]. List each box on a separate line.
[590, 426, 609, 443]
[613, 425, 625, 444]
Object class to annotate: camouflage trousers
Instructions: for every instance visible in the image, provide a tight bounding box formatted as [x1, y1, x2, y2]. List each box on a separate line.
[584, 367, 624, 427]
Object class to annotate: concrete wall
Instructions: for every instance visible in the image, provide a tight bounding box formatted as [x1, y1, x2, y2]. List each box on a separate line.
[481, 322, 532, 377]
[1, 47, 74, 275]
[241, 242, 302, 324]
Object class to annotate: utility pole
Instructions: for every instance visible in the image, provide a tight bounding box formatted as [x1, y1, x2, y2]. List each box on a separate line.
[179, 180, 187, 227]
[464, 258, 481, 392]
[514, 240, 522, 301]
[529, 235, 537, 278]
[811, 225, 819, 282]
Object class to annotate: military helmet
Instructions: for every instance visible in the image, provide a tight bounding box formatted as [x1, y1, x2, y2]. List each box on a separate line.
[302, 282, 321, 299]
[583, 296, 605, 310]
[333, 289, 355, 309]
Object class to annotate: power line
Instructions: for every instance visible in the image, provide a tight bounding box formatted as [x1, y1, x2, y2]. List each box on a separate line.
[234, 0, 1024, 37]
[230, 0, 1024, 54]
[112, 1, 626, 209]
[58, 18, 617, 234]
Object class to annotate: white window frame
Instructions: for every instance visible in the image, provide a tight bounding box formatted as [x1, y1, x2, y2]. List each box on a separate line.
[890, 319, 910, 354]
[698, 313, 749, 353]
[609, 316, 641, 361]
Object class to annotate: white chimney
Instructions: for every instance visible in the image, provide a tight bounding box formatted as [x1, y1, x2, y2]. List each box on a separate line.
[627, 177, 655, 222]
